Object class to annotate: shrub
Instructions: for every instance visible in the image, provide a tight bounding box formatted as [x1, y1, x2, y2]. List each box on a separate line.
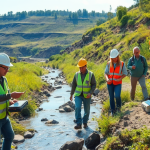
[120, 15, 130, 26]
[116, 6, 127, 21]
[128, 19, 135, 26]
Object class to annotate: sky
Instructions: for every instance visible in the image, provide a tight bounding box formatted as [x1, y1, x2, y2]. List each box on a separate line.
[0, 0, 135, 15]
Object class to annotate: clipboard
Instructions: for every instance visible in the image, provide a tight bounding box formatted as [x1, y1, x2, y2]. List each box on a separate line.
[8, 100, 28, 112]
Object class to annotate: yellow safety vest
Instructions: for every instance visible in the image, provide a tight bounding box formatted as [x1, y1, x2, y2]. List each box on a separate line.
[74, 71, 92, 98]
[0, 77, 10, 119]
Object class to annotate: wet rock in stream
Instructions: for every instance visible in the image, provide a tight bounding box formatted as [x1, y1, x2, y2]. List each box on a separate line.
[45, 119, 59, 125]
[85, 132, 100, 149]
[59, 138, 84, 150]
[54, 85, 62, 89]
[59, 101, 75, 112]
[24, 131, 35, 138]
[41, 118, 48, 121]
[13, 135, 25, 143]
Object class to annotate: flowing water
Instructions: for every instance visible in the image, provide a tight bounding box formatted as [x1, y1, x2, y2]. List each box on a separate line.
[18, 69, 102, 150]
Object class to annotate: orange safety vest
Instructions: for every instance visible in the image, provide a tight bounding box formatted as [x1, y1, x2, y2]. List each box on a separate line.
[107, 61, 124, 85]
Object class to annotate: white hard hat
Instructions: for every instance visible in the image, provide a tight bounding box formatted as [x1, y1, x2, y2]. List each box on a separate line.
[0, 53, 13, 67]
[110, 49, 119, 58]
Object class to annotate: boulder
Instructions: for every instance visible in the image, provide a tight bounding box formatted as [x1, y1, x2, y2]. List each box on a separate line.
[59, 101, 75, 110]
[24, 131, 34, 138]
[43, 90, 49, 95]
[39, 107, 43, 111]
[41, 118, 48, 121]
[54, 86, 62, 89]
[93, 89, 100, 96]
[59, 108, 65, 113]
[63, 105, 74, 112]
[46, 93, 51, 97]
[13, 135, 25, 143]
[59, 138, 84, 150]
[45, 120, 59, 125]
[85, 132, 100, 149]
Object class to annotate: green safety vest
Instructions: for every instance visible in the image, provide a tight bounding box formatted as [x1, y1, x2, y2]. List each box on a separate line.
[74, 71, 92, 98]
[0, 77, 10, 119]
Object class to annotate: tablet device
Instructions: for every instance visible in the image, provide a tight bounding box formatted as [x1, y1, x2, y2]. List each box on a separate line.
[8, 100, 28, 112]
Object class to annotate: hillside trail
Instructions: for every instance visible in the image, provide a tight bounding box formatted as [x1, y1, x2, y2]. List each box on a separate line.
[112, 78, 150, 134]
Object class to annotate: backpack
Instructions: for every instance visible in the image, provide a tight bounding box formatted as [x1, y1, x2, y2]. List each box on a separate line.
[130, 55, 145, 67]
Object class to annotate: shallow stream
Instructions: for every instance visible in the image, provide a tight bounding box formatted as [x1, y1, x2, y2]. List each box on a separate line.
[18, 69, 102, 150]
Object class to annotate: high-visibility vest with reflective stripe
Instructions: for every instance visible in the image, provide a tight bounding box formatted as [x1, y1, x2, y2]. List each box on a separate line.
[0, 77, 10, 119]
[107, 61, 124, 85]
[74, 71, 92, 98]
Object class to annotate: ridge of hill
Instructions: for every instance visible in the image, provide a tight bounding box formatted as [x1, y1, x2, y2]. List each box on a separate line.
[0, 16, 103, 58]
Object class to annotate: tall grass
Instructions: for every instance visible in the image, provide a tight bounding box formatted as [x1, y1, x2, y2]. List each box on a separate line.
[6, 62, 48, 117]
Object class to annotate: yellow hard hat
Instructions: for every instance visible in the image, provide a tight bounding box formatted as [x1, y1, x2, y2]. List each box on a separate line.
[77, 58, 87, 67]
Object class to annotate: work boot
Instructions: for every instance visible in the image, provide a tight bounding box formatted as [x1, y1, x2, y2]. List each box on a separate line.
[74, 124, 82, 130]
[83, 123, 88, 128]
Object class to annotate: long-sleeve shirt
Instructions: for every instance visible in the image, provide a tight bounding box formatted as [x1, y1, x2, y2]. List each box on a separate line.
[70, 69, 96, 96]
[127, 55, 148, 77]
[0, 77, 11, 102]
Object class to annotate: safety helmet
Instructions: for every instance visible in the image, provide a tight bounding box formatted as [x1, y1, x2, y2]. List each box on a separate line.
[0, 53, 13, 67]
[110, 49, 119, 58]
[77, 58, 87, 67]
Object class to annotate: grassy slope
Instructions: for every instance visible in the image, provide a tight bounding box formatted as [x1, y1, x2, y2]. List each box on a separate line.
[39, 7, 150, 149]
[0, 16, 101, 57]
[7, 62, 48, 135]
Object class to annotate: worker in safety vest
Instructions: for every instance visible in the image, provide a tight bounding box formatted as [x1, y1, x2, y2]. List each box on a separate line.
[70, 58, 96, 129]
[0, 53, 24, 150]
[105, 49, 127, 116]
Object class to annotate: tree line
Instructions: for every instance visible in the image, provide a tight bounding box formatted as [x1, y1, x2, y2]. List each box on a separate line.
[1, 9, 112, 20]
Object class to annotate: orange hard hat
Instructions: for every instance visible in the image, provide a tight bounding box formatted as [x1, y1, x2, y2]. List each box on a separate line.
[77, 58, 87, 67]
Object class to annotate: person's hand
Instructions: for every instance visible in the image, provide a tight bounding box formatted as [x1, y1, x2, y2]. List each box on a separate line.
[11, 92, 24, 99]
[70, 95, 73, 101]
[132, 66, 136, 69]
[106, 79, 111, 84]
[86, 93, 91, 99]
[9, 99, 18, 105]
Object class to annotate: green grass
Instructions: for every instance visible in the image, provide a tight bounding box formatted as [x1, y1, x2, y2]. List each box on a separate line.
[6, 62, 48, 116]
[103, 127, 150, 150]
[9, 117, 27, 135]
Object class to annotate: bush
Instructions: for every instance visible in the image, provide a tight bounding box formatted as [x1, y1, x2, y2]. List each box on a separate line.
[120, 15, 130, 26]
[116, 6, 127, 21]
[128, 19, 135, 26]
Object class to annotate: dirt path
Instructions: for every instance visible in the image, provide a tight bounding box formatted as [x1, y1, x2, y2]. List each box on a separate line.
[114, 104, 150, 132]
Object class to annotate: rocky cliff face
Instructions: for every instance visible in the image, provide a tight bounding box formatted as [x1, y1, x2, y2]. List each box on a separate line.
[60, 34, 92, 55]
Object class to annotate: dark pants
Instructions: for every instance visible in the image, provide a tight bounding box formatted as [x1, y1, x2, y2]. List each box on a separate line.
[0, 117, 14, 150]
[107, 84, 122, 113]
[75, 96, 91, 125]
